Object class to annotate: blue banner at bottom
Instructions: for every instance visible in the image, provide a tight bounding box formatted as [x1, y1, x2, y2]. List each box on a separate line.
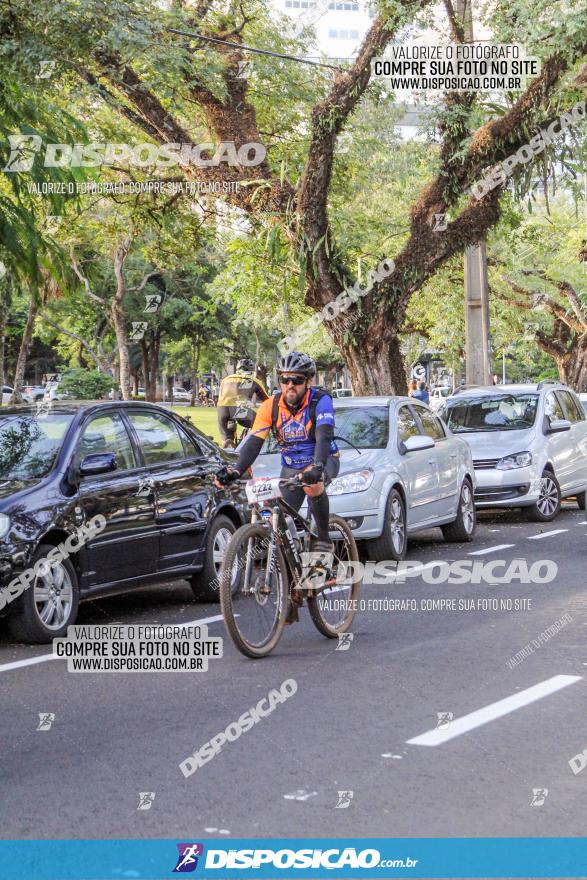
[0, 837, 585, 879]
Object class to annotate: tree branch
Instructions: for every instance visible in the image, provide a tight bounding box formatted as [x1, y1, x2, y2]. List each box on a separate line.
[71, 250, 107, 307]
[40, 314, 105, 368]
[127, 271, 163, 292]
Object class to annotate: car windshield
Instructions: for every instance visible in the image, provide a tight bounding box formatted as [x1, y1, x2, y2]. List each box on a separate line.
[442, 393, 539, 433]
[260, 405, 388, 453]
[0, 414, 73, 479]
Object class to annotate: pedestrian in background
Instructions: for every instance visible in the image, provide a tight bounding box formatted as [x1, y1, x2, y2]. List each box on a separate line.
[408, 379, 418, 397]
[412, 380, 430, 405]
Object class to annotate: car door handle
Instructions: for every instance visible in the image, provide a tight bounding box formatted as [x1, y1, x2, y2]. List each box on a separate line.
[450, 453, 457, 458]
[427, 458, 435, 465]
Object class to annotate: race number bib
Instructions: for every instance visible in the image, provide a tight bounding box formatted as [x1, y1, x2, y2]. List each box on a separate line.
[245, 478, 283, 504]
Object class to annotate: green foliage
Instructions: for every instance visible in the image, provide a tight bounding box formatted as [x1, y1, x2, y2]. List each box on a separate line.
[59, 367, 114, 399]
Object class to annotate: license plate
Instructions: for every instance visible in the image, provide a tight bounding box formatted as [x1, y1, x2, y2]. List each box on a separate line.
[245, 478, 282, 504]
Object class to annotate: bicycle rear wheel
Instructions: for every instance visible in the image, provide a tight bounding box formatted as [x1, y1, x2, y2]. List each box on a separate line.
[307, 514, 361, 638]
[219, 523, 288, 658]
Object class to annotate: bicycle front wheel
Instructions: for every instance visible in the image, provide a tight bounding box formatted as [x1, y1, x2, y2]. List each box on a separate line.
[219, 523, 288, 658]
[307, 514, 361, 638]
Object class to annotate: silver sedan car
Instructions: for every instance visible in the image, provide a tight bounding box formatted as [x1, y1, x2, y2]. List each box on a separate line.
[250, 396, 476, 560]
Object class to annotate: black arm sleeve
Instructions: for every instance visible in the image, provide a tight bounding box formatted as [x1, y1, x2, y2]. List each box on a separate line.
[313, 423, 334, 467]
[233, 434, 265, 475]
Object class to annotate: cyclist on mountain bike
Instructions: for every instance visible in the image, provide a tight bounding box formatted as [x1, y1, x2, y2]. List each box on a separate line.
[217, 351, 339, 552]
[217, 358, 269, 449]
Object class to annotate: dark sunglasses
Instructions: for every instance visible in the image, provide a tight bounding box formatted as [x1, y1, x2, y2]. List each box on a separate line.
[279, 375, 306, 386]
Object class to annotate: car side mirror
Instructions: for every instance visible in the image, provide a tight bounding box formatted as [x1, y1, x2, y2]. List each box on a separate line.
[79, 452, 117, 476]
[402, 434, 436, 453]
[546, 418, 571, 434]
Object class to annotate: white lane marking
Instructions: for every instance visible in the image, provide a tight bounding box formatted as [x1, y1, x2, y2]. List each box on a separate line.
[468, 544, 514, 556]
[0, 654, 58, 673]
[0, 613, 227, 674]
[527, 529, 568, 540]
[178, 613, 226, 627]
[576, 520, 587, 525]
[407, 674, 582, 746]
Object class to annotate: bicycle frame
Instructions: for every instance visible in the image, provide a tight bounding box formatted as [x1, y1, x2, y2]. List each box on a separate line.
[249, 496, 325, 593]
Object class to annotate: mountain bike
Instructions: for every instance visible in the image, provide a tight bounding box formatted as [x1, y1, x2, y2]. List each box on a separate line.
[216, 473, 361, 658]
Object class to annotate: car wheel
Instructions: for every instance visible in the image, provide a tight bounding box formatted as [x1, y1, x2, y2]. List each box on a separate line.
[367, 487, 407, 562]
[576, 491, 586, 511]
[190, 514, 237, 602]
[7, 543, 79, 644]
[527, 470, 561, 522]
[441, 478, 476, 543]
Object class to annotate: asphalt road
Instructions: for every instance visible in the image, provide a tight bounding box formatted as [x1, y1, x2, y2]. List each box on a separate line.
[1, 503, 586, 841]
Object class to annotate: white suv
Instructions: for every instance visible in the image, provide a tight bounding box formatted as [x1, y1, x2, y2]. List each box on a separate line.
[439, 382, 587, 521]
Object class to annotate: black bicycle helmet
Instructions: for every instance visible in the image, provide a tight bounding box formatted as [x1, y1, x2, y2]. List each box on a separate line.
[236, 358, 254, 373]
[277, 351, 316, 377]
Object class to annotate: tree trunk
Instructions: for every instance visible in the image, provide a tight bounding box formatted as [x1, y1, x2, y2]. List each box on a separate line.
[339, 331, 407, 396]
[0, 284, 6, 406]
[324, 365, 337, 391]
[112, 300, 131, 400]
[151, 330, 160, 401]
[11, 296, 38, 403]
[190, 340, 200, 406]
[140, 340, 152, 401]
[112, 243, 132, 401]
[557, 334, 587, 392]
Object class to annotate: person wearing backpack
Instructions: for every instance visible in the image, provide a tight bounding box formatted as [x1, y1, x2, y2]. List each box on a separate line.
[216, 351, 339, 552]
[412, 380, 430, 405]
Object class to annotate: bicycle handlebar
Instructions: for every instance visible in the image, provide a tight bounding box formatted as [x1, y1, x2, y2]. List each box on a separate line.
[210, 469, 306, 491]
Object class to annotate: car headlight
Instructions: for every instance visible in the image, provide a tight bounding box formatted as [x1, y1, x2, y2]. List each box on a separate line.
[0, 514, 10, 539]
[328, 468, 374, 496]
[496, 451, 533, 470]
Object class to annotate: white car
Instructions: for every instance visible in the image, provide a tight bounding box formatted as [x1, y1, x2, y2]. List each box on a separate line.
[173, 387, 191, 401]
[579, 393, 587, 416]
[22, 384, 45, 403]
[43, 383, 70, 402]
[250, 396, 476, 560]
[2, 385, 13, 405]
[332, 388, 353, 399]
[439, 382, 587, 521]
[429, 386, 452, 411]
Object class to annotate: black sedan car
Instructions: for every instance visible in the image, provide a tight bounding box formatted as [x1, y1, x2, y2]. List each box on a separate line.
[0, 402, 246, 642]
